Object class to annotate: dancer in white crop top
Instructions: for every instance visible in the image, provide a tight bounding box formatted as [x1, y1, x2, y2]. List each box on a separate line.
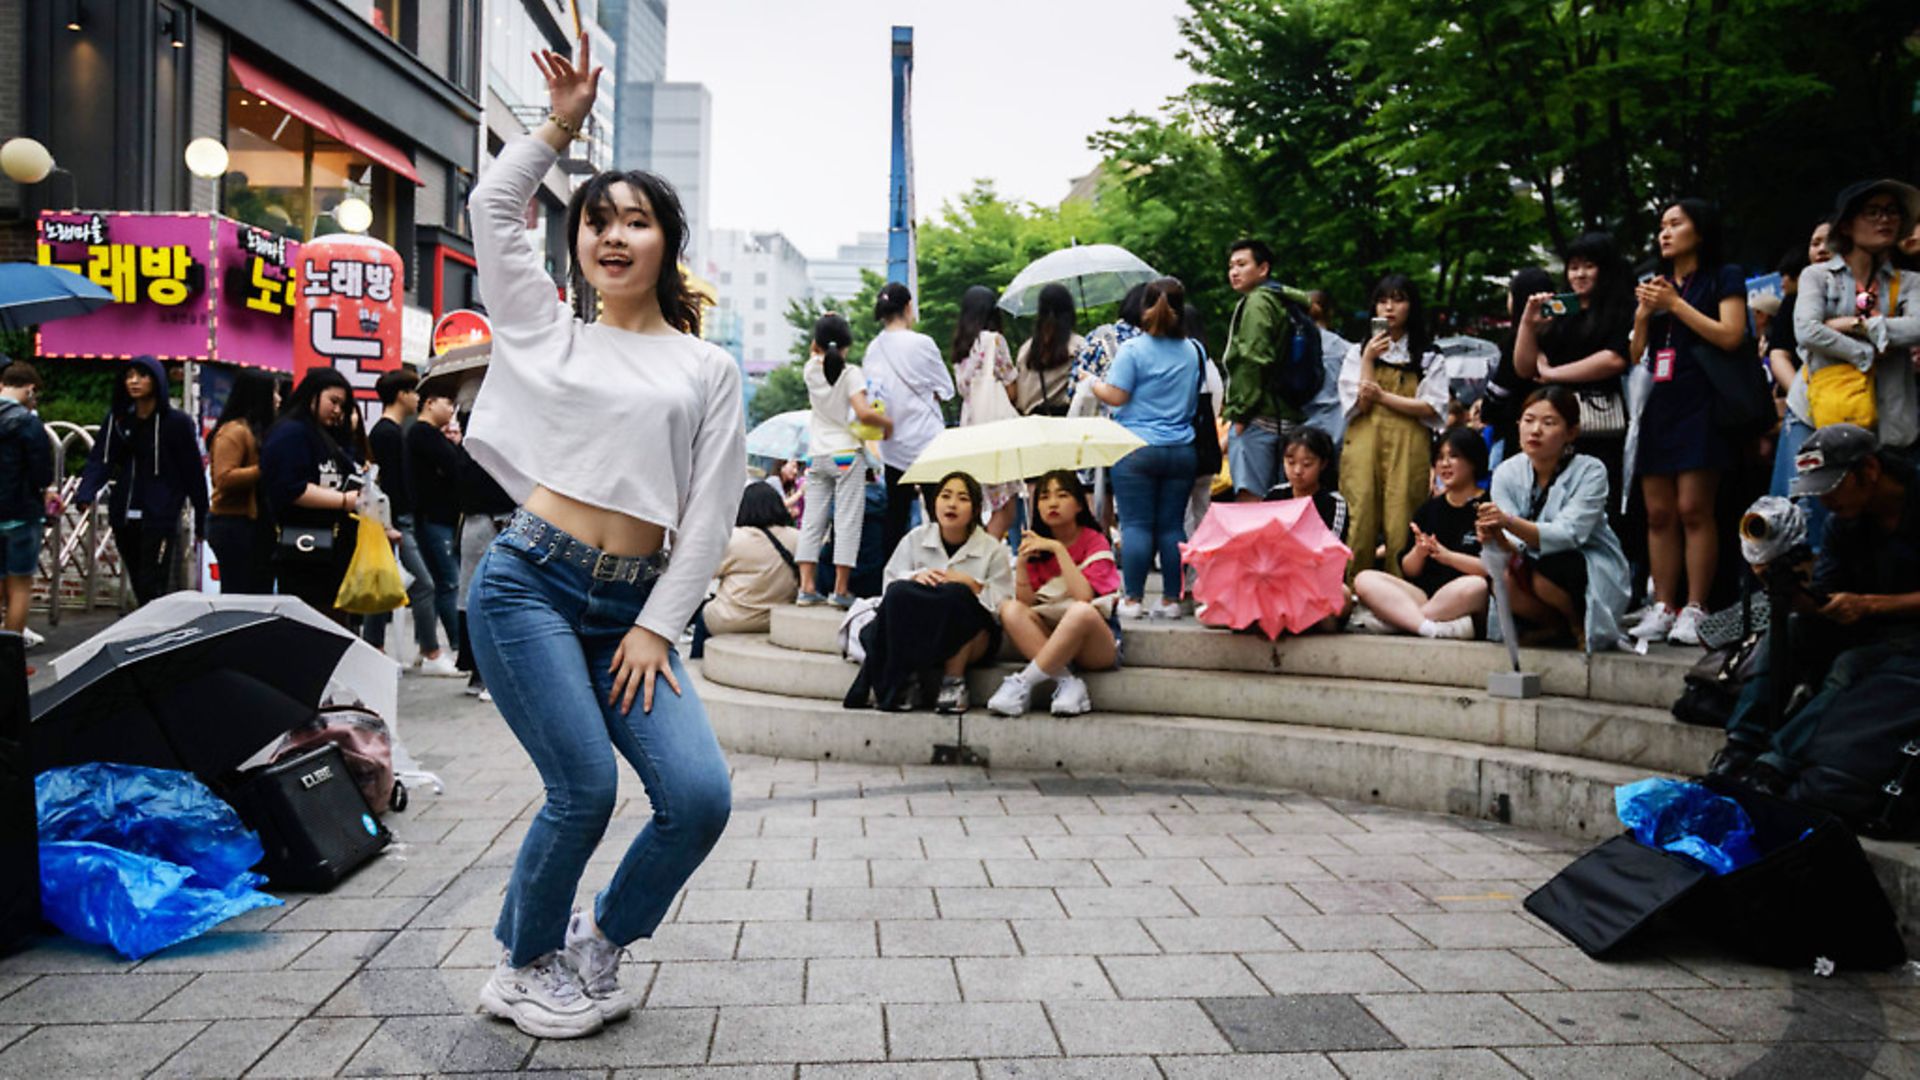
[466, 35, 742, 1041]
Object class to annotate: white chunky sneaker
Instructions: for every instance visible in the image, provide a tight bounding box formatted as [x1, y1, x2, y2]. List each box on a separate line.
[1050, 673, 1093, 716]
[1421, 615, 1476, 640]
[417, 652, 463, 677]
[1668, 603, 1707, 647]
[477, 951, 603, 1039]
[1116, 599, 1146, 620]
[563, 909, 633, 1022]
[1149, 599, 1184, 620]
[987, 672, 1033, 717]
[1629, 604, 1676, 642]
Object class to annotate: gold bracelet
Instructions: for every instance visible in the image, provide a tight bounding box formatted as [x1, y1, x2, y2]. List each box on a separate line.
[547, 112, 584, 141]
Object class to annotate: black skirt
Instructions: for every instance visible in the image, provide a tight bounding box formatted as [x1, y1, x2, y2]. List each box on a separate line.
[844, 580, 1000, 710]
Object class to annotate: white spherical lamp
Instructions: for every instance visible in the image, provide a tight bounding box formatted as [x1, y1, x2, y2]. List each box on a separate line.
[0, 138, 55, 185]
[333, 196, 373, 234]
[183, 137, 229, 179]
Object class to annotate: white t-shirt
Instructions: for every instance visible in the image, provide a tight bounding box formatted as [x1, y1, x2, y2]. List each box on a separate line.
[861, 328, 954, 471]
[467, 136, 746, 642]
[803, 358, 868, 457]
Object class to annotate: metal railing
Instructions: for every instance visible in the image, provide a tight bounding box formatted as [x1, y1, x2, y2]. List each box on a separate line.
[36, 422, 129, 623]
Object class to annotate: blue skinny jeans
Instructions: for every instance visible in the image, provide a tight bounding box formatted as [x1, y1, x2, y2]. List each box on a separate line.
[1110, 441, 1198, 601]
[467, 514, 731, 967]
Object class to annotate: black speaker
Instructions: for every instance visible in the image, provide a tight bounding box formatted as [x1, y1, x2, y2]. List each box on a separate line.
[0, 633, 38, 954]
[227, 743, 389, 892]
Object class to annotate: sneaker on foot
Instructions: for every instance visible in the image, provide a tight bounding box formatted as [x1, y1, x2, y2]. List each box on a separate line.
[1423, 615, 1475, 640]
[1116, 599, 1145, 620]
[986, 672, 1033, 717]
[1050, 673, 1092, 716]
[417, 652, 463, 677]
[935, 676, 969, 714]
[1668, 603, 1707, 646]
[829, 592, 856, 610]
[478, 688, 494, 704]
[1629, 604, 1676, 642]
[465, 675, 486, 697]
[1149, 599, 1183, 620]
[563, 909, 633, 1023]
[795, 590, 827, 607]
[1347, 604, 1389, 634]
[477, 952, 603, 1039]
[21, 627, 42, 649]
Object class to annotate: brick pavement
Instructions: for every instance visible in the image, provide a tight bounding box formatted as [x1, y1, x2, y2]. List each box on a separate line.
[3, 674, 1919, 1077]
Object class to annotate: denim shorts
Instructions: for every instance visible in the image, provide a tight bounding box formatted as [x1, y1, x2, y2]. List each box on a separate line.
[0, 518, 42, 577]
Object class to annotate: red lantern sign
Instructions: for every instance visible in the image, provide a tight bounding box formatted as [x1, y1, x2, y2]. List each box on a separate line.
[431, 308, 492, 355]
[293, 233, 404, 402]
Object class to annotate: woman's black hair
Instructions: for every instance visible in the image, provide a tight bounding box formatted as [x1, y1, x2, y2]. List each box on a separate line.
[217, 368, 279, 437]
[1508, 267, 1554, 319]
[1369, 272, 1433, 358]
[1521, 384, 1582, 428]
[1182, 303, 1208, 344]
[1657, 198, 1727, 274]
[277, 367, 351, 427]
[1029, 469, 1102, 539]
[1028, 283, 1077, 372]
[1433, 425, 1490, 480]
[564, 167, 703, 335]
[736, 481, 793, 528]
[814, 313, 854, 386]
[1117, 282, 1148, 328]
[934, 470, 986, 533]
[1283, 425, 1336, 465]
[1138, 277, 1186, 338]
[1561, 231, 1633, 328]
[950, 285, 1005, 366]
[874, 281, 913, 324]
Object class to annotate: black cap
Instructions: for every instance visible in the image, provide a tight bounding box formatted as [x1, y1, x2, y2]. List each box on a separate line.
[1791, 423, 1880, 497]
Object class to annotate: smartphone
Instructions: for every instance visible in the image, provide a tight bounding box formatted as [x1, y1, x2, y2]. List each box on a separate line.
[1637, 271, 1659, 286]
[1542, 292, 1581, 318]
[1369, 316, 1390, 339]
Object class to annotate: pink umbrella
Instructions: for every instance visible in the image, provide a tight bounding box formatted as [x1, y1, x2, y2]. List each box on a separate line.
[1181, 500, 1352, 639]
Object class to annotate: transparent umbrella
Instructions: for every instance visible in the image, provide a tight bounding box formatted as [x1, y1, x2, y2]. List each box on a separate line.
[997, 244, 1158, 316]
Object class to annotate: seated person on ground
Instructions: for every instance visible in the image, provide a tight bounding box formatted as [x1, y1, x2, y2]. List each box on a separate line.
[988, 470, 1123, 718]
[1475, 386, 1630, 652]
[1711, 424, 1920, 792]
[1265, 426, 1348, 541]
[1353, 426, 1490, 639]
[690, 482, 800, 659]
[842, 471, 1014, 714]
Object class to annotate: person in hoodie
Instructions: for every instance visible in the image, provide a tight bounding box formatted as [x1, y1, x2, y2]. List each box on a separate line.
[73, 356, 209, 606]
[0, 362, 56, 646]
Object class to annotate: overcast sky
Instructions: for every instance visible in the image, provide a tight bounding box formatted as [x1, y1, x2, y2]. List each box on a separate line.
[664, 0, 1197, 260]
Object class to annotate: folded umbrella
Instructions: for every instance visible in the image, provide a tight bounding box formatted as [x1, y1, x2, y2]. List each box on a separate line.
[997, 244, 1158, 317]
[1182, 500, 1351, 640]
[30, 610, 353, 781]
[899, 415, 1145, 486]
[745, 409, 813, 462]
[0, 263, 117, 332]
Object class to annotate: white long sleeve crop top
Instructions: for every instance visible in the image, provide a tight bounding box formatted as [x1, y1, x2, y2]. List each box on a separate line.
[467, 135, 746, 642]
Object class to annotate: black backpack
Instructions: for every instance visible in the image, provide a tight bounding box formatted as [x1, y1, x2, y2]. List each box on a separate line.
[1785, 654, 1920, 838]
[1256, 283, 1325, 412]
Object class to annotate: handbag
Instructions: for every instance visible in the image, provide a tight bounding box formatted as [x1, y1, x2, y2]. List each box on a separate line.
[1190, 342, 1223, 478]
[275, 522, 338, 564]
[1696, 340, 1775, 435]
[1573, 386, 1627, 439]
[1808, 273, 1899, 430]
[1032, 547, 1119, 620]
[966, 333, 1020, 426]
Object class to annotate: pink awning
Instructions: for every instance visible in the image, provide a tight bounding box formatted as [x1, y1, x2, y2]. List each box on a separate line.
[229, 54, 424, 186]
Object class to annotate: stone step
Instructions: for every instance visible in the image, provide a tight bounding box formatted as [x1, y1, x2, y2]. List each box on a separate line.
[688, 668, 1920, 955]
[700, 633, 1721, 777]
[768, 605, 1696, 710]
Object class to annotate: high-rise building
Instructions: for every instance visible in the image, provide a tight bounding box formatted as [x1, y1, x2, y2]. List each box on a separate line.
[709, 229, 812, 374]
[599, 0, 668, 165]
[809, 232, 889, 308]
[598, 0, 710, 272]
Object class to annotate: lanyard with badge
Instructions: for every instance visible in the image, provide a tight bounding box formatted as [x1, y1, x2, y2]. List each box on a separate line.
[1651, 273, 1692, 384]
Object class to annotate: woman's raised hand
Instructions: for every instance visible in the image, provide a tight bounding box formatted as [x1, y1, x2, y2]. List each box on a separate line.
[532, 34, 601, 129]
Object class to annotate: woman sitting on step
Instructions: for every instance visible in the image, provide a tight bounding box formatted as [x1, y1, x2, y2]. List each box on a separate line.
[988, 470, 1123, 717]
[843, 471, 1014, 714]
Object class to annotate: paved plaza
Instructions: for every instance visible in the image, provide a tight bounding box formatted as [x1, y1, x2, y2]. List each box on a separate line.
[3, 673, 1920, 1078]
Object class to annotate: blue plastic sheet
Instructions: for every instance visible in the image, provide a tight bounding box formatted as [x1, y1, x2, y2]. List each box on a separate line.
[1616, 778, 1761, 876]
[36, 764, 280, 960]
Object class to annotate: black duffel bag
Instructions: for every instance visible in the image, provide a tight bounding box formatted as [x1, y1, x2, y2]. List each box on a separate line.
[1784, 654, 1920, 838]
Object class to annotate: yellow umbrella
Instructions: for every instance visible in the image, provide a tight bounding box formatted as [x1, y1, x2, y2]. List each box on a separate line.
[899, 416, 1147, 485]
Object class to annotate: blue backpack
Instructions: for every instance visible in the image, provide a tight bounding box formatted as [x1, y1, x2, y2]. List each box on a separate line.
[1258, 282, 1325, 412]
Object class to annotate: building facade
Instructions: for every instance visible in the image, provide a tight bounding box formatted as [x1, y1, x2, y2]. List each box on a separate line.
[809, 231, 888, 307]
[709, 228, 811, 374]
[3, 0, 487, 361]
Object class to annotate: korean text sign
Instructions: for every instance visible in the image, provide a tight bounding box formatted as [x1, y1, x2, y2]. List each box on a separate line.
[293, 233, 404, 402]
[37, 212, 212, 360]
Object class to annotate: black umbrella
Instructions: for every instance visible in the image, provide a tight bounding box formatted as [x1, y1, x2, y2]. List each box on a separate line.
[28, 611, 353, 779]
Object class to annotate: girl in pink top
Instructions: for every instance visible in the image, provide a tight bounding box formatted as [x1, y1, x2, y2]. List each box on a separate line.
[988, 470, 1123, 717]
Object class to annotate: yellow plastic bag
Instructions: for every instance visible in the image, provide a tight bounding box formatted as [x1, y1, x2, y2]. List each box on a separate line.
[334, 514, 408, 615]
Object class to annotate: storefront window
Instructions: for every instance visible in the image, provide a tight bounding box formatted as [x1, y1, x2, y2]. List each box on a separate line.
[224, 75, 391, 243]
